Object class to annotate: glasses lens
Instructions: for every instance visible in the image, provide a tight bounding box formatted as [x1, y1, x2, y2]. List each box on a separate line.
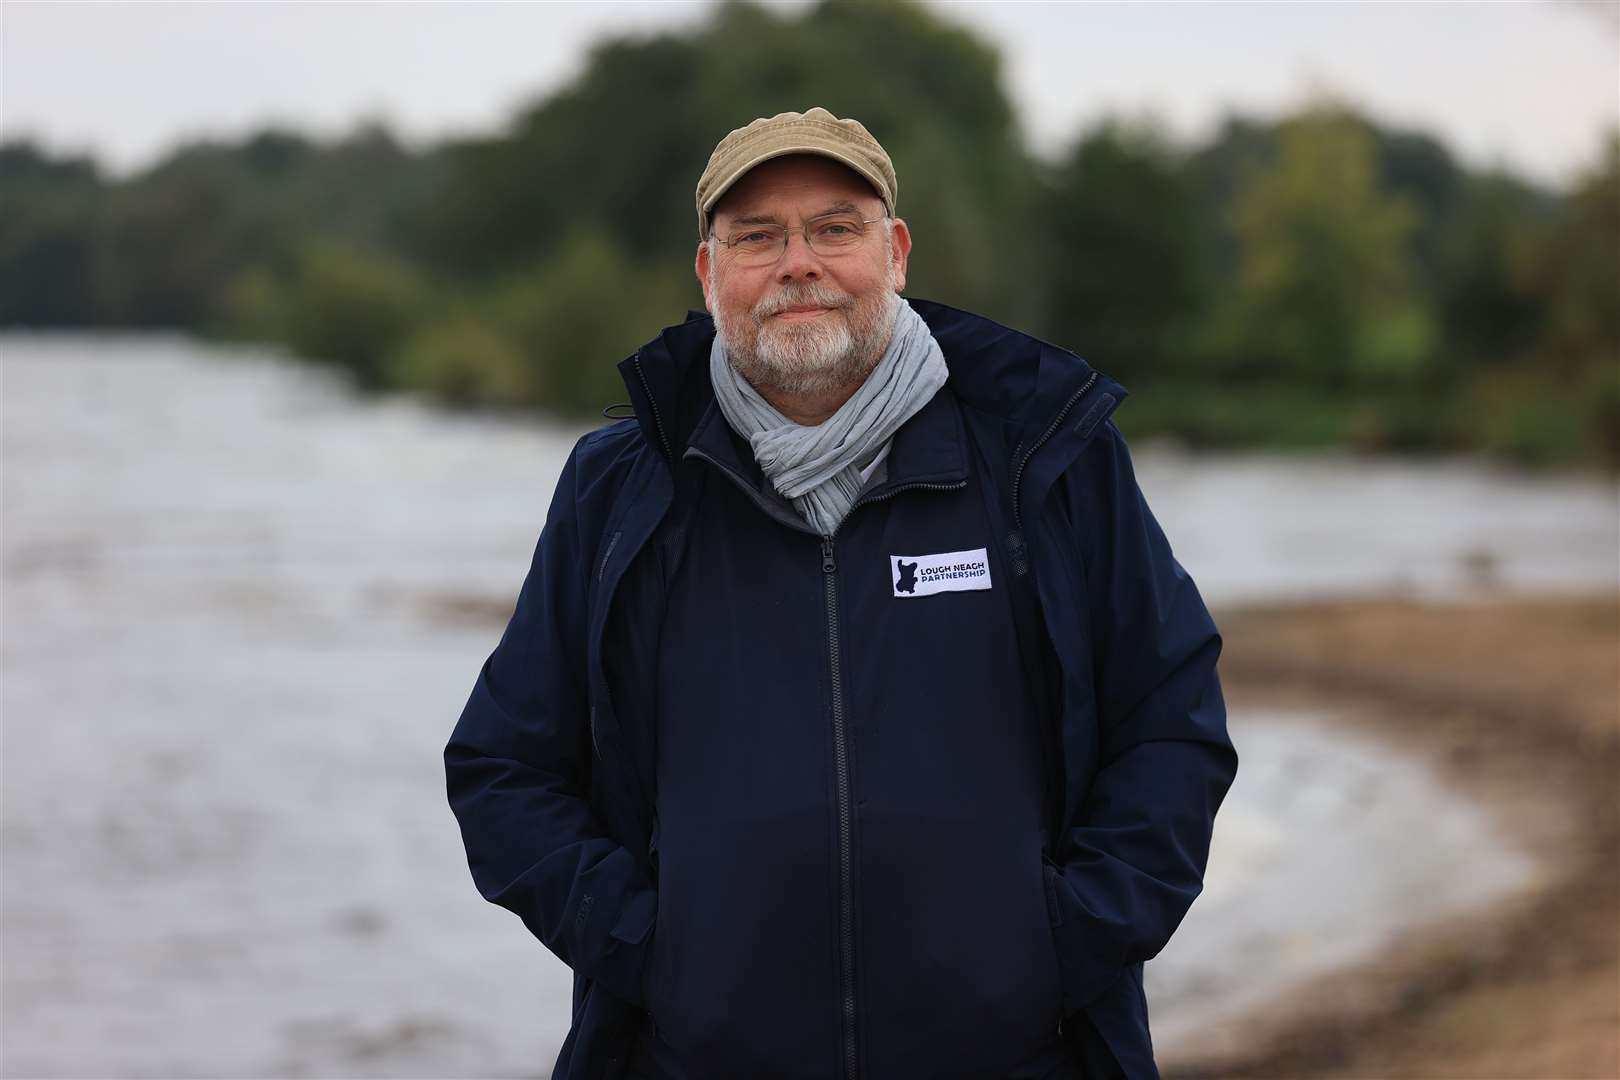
[728, 226, 785, 266]
[807, 216, 868, 253]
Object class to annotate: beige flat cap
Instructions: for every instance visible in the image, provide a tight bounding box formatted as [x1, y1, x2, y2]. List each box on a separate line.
[694, 107, 898, 239]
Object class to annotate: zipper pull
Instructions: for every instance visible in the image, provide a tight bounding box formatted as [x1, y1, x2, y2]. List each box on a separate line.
[820, 537, 836, 573]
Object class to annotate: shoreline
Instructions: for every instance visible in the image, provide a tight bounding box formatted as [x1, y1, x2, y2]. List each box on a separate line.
[1169, 592, 1619, 1079]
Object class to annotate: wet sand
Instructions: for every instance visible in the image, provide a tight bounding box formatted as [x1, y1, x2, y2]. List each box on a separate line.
[1169, 592, 1619, 1079]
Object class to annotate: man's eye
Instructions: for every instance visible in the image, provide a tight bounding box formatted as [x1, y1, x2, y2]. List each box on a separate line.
[735, 230, 775, 245]
[812, 220, 862, 242]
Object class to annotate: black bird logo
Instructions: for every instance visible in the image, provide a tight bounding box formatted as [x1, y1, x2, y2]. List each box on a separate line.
[896, 559, 919, 594]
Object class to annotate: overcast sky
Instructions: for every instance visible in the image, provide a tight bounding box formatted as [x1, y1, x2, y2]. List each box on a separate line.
[2, 1, 1616, 188]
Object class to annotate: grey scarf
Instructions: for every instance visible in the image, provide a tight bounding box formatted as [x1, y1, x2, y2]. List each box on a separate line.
[710, 295, 949, 537]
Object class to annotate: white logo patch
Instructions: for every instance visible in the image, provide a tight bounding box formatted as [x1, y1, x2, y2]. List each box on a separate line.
[891, 547, 993, 597]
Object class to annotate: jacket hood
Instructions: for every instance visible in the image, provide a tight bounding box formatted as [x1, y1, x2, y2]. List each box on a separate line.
[615, 296, 1129, 464]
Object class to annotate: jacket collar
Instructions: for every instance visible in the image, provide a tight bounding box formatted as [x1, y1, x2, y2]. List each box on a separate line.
[616, 297, 1128, 476]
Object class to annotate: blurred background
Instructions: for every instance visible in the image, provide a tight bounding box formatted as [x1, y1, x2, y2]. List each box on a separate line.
[2, 1, 1616, 1077]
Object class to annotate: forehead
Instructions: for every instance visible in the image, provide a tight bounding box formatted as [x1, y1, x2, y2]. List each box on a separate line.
[711, 155, 882, 222]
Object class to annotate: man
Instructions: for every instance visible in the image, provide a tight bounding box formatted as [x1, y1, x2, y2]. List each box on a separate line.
[445, 108, 1236, 1080]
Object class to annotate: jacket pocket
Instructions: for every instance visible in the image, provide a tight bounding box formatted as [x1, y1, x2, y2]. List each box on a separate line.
[1040, 854, 1066, 1014]
[1042, 862, 1157, 1077]
[640, 826, 667, 1022]
[640, 921, 668, 1047]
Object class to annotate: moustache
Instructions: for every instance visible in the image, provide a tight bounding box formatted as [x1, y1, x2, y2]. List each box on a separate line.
[752, 284, 852, 322]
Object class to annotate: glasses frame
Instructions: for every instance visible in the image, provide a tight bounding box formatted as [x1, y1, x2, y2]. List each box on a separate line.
[709, 212, 890, 265]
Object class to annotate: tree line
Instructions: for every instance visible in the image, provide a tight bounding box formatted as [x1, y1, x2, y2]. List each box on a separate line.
[2, 0, 1614, 466]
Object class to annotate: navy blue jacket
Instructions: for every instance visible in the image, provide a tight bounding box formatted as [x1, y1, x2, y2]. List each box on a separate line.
[444, 299, 1237, 1079]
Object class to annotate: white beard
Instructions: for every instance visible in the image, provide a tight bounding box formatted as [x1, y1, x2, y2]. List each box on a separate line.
[710, 239, 898, 398]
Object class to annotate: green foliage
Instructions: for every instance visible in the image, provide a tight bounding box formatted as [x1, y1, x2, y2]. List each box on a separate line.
[1371, 125, 1465, 284]
[97, 150, 262, 326]
[1433, 169, 1553, 376]
[1524, 132, 1619, 381]
[272, 237, 432, 387]
[215, 263, 286, 342]
[1463, 366, 1591, 466]
[1119, 379, 1462, 454]
[477, 230, 694, 415]
[1216, 102, 1436, 387]
[1463, 130, 1620, 466]
[393, 313, 536, 409]
[1039, 117, 1211, 379]
[0, 142, 107, 324]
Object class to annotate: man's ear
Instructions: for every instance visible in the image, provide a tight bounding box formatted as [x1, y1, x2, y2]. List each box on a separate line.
[695, 239, 714, 311]
[889, 217, 913, 293]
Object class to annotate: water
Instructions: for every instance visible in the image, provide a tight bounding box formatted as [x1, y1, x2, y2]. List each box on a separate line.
[4, 335, 583, 1078]
[1129, 441, 1617, 607]
[2, 334, 1611, 1077]
[1146, 713, 1538, 1052]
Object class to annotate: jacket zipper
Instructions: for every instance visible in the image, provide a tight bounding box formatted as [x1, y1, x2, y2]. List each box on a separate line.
[591, 352, 669, 857]
[820, 477, 964, 1080]
[1008, 370, 1098, 532]
[678, 434, 967, 1079]
[632, 352, 674, 461]
[819, 533, 858, 1080]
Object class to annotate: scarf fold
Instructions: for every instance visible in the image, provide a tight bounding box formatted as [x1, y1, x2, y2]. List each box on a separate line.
[710, 294, 948, 537]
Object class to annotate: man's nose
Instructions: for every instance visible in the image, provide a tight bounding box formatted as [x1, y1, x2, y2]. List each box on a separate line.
[775, 229, 824, 281]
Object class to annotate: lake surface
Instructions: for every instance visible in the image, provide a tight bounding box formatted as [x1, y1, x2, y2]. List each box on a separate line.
[2, 334, 1612, 1077]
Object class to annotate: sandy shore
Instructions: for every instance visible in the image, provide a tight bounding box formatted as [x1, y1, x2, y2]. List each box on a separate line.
[1167, 592, 1619, 1079]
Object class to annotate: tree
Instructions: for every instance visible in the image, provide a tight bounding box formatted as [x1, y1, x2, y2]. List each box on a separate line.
[1215, 102, 1436, 389]
[1471, 129, 1620, 465]
[0, 142, 106, 325]
[1041, 117, 1211, 378]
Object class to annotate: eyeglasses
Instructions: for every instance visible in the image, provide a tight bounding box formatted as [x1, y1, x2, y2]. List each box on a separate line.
[711, 213, 886, 267]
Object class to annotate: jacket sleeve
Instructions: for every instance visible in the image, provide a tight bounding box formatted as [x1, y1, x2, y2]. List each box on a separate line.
[443, 435, 656, 1007]
[1045, 418, 1237, 1011]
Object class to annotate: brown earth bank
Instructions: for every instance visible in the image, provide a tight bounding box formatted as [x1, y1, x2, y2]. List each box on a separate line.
[1167, 593, 1619, 1080]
